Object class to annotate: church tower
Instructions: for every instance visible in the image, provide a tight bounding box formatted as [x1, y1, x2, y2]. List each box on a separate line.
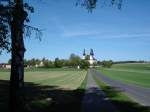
[90, 49, 94, 60]
[82, 49, 86, 59]
[82, 49, 97, 68]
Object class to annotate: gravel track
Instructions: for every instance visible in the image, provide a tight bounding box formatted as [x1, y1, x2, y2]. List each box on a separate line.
[81, 69, 117, 112]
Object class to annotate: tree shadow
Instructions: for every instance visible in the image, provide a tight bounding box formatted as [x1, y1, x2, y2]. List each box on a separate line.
[0, 80, 85, 112]
[0, 80, 9, 112]
[0, 79, 150, 112]
[101, 85, 150, 112]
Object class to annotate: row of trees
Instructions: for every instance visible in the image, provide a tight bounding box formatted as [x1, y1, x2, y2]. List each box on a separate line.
[7, 53, 90, 69]
[8, 54, 114, 68]
[8, 57, 146, 69]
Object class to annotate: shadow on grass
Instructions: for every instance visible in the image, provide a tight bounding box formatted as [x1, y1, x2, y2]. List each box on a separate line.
[0, 80, 85, 112]
[1, 77, 150, 112]
[100, 85, 150, 112]
[0, 80, 9, 112]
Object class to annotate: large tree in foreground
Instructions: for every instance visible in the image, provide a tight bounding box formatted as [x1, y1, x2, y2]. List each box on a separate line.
[9, 1, 33, 111]
[0, 0, 122, 111]
[0, 0, 41, 111]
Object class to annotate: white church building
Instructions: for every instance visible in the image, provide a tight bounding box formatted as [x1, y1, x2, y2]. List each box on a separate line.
[82, 49, 97, 67]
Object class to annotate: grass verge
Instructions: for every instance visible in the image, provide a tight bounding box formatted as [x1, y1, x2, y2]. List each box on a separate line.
[93, 74, 150, 112]
[78, 71, 88, 90]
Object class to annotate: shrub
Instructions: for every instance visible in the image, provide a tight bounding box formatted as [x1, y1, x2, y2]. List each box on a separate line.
[80, 60, 90, 69]
[102, 60, 113, 68]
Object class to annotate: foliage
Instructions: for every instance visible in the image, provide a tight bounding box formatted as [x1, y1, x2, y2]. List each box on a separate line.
[80, 60, 90, 69]
[102, 60, 113, 68]
[28, 58, 36, 66]
[69, 53, 81, 67]
[43, 59, 54, 68]
[76, 0, 122, 12]
[0, 20, 10, 54]
[54, 58, 63, 68]
[76, 0, 97, 12]
[0, 3, 11, 54]
[8, 59, 11, 64]
[93, 62, 97, 67]
[97, 61, 101, 65]
[24, 58, 40, 66]
[114, 60, 145, 64]
[7, 56, 84, 68]
[0, 1, 41, 54]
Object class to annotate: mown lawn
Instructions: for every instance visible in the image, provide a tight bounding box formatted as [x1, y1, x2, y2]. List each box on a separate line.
[98, 63, 150, 88]
[0, 69, 87, 112]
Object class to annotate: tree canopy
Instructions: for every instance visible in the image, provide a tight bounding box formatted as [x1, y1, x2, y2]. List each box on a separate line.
[0, 1, 41, 54]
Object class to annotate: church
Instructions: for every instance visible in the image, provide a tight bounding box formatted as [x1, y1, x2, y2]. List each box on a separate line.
[82, 49, 97, 67]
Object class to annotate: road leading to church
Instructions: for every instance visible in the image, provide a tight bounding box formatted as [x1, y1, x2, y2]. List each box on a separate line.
[81, 69, 116, 112]
[92, 69, 150, 106]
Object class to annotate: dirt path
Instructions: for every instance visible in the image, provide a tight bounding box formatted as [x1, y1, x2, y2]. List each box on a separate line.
[93, 69, 150, 106]
[81, 69, 117, 112]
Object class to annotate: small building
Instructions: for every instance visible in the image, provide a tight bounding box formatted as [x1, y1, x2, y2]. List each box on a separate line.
[0, 63, 11, 69]
[77, 65, 80, 69]
[35, 61, 44, 67]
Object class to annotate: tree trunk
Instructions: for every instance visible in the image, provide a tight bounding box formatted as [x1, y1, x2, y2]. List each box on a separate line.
[9, 0, 26, 111]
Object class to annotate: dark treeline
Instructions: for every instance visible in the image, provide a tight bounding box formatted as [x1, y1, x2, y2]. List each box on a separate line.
[114, 60, 146, 64]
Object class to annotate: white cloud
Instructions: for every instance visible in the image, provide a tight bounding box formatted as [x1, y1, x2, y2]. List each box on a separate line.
[62, 30, 100, 37]
[94, 33, 150, 39]
[50, 17, 150, 40]
[61, 23, 104, 37]
[61, 26, 150, 40]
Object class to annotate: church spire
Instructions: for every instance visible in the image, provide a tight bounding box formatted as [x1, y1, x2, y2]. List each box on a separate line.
[90, 49, 94, 56]
[83, 49, 86, 56]
[82, 49, 86, 60]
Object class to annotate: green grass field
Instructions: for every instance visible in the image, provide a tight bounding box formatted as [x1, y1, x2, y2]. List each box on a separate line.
[26, 70, 86, 89]
[0, 69, 86, 89]
[1, 64, 150, 111]
[98, 63, 150, 88]
[0, 68, 87, 112]
[93, 73, 150, 112]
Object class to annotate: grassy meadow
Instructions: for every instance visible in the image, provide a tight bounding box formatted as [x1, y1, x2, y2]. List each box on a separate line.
[0, 68, 87, 112]
[98, 63, 150, 88]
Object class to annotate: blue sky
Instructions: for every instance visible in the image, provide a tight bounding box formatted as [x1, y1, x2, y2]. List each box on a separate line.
[1, 0, 150, 62]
